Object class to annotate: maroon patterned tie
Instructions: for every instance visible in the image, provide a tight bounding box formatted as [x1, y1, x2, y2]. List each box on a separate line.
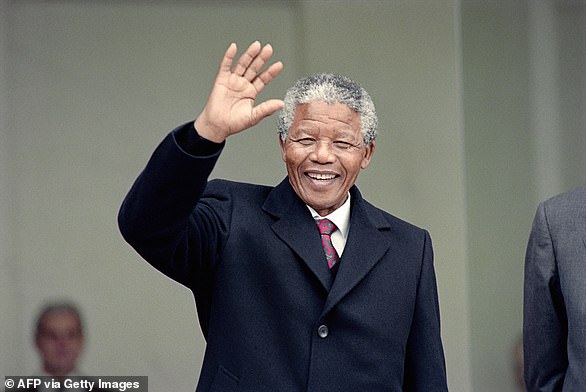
[316, 218, 340, 269]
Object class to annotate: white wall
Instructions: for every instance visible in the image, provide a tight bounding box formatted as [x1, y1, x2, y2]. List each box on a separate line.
[1, 0, 25, 377]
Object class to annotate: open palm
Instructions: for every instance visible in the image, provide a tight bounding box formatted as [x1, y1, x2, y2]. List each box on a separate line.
[195, 41, 284, 143]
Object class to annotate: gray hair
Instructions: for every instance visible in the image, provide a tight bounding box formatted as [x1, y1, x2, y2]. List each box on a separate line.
[277, 73, 378, 145]
[35, 301, 84, 337]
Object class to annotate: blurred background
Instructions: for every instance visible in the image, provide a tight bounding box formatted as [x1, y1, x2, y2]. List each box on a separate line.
[0, 0, 584, 391]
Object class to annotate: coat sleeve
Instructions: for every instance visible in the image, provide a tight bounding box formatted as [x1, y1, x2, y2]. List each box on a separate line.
[403, 231, 448, 391]
[523, 202, 568, 391]
[118, 123, 229, 335]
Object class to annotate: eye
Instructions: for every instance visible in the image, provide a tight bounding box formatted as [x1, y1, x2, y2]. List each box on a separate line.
[333, 141, 356, 150]
[294, 138, 316, 146]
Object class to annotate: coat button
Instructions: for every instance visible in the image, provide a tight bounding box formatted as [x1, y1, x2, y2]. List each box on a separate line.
[317, 324, 329, 338]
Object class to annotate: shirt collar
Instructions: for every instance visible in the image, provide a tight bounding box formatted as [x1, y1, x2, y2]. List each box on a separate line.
[307, 193, 351, 239]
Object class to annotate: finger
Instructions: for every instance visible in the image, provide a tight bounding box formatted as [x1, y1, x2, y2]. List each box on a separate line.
[233, 41, 261, 76]
[217, 43, 238, 77]
[243, 43, 274, 81]
[250, 99, 285, 126]
[252, 61, 284, 93]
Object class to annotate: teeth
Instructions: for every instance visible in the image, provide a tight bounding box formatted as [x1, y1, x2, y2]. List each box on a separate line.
[308, 173, 336, 180]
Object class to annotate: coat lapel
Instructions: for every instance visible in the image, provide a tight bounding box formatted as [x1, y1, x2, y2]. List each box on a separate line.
[263, 178, 334, 291]
[262, 179, 392, 304]
[322, 189, 392, 315]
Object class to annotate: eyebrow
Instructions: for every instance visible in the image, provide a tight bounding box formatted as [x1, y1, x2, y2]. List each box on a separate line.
[293, 127, 359, 140]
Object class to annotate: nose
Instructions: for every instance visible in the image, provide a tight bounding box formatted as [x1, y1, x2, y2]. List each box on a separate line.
[310, 140, 336, 163]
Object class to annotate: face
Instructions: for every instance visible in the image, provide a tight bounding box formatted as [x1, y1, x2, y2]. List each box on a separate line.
[280, 101, 375, 216]
[35, 311, 83, 376]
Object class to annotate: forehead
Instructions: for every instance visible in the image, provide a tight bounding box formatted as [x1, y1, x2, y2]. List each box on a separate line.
[291, 101, 360, 131]
[40, 311, 81, 332]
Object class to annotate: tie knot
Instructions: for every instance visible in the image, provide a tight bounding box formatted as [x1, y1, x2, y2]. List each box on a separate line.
[316, 218, 337, 236]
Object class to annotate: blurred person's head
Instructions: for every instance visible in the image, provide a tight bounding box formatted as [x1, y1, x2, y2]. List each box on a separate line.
[34, 302, 84, 376]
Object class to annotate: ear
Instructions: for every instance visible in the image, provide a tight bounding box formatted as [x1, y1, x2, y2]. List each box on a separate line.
[360, 141, 375, 169]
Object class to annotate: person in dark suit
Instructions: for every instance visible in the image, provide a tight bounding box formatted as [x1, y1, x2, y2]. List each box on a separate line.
[118, 41, 447, 391]
[523, 186, 586, 391]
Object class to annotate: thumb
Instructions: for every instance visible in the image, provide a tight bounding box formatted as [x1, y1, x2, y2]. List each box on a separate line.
[250, 99, 284, 126]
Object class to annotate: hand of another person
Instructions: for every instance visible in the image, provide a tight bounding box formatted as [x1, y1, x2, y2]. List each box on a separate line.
[194, 41, 284, 143]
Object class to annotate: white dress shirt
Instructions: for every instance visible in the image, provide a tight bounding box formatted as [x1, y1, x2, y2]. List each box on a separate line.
[307, 193, 351, 257]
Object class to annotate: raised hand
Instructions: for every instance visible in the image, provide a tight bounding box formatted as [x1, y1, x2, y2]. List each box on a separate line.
[194, 41, 284, 143]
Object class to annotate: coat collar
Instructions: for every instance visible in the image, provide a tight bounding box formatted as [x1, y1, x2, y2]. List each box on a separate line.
[263, 178, 334, 291]
[263, 178, 392, 309]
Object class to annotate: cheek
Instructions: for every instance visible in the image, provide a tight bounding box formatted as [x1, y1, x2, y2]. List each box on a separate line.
[284, 150, 304, 170]
[343, 159, 363, 178]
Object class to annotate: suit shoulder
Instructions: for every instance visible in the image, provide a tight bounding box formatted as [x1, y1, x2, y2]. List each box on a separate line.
[542, 186, 586, 211]
[537, 186, 586, 234]
[204, 179, 273, 199]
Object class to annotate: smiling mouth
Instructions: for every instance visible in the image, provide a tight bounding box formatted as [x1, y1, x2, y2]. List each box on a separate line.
[306, 172, 338, 181]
